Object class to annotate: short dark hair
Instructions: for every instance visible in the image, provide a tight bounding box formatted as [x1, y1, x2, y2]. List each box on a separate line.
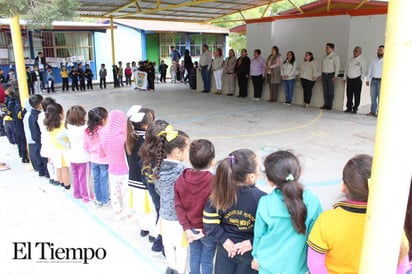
[254, 49, 261, 55]
[326, 43, 335, 49]
[203, 44, 209, 50]
[38, 52, 43, 55]
[189, 139, 215, 169]
[379, 45, 385, 48]
[29, 94, 43, 109]
[41, 97, 56, 112]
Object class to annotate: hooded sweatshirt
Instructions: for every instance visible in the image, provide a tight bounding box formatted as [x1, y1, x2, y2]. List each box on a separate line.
[174, 168, 214, 231]
[66, 124, 89, 164]
[101, 110, 128, 175]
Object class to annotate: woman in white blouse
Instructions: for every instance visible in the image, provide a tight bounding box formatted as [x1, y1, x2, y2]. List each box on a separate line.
[212, 48, 224, 94]
[281, 51, 297, 105]
[299, 52, 319, 107]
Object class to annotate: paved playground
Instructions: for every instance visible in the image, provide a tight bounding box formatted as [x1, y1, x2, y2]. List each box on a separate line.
[0, 82, 377, 273]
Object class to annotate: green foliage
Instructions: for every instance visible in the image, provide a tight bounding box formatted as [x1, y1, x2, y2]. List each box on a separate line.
[0, 0, 80, 28]
[228, 33, 246, 55]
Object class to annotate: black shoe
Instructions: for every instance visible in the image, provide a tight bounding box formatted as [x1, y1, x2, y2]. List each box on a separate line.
[326, 107, 332, 110]
[202, 90, 210, 93]
[351, 109, 358, 114]
[151, 235, 163, 252]
[320, 106, 327, 109]
[49, 179, 54, 185]
[140, 230, 149, 237]
[149, 235, 156, 243]
[344, 108, 352, 113]
[226, 93, 234, 96]
[165, 267, 175, 274]
[22, 158, 30, 163]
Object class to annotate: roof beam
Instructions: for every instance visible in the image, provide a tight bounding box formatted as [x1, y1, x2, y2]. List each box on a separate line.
[104, 1, 136, 16]
[261, 2, 272, 18]
[288, 0, 304, 14]
[355, 0, 369, 10]
[115, 0, 220, 18]
[326, 0, 331, 12]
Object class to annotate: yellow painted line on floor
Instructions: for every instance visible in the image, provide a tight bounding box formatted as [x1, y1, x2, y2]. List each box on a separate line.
[198, 109, 324, 140]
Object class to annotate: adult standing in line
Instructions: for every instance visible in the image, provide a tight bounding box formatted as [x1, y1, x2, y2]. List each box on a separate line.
[320, 43, 340, 110]
[170, 46, 181, 63]
[366, 45, 384, 117]
[199, 44, 212, 93]
[183, 49, 194, 84]
[265, 46, 282, 102]
[212, 48, 224, 95]
[235, 48, 251, 98]
[281, 51, 298, 105]
[250, 49, 266, 101]
[224, 49, 237, 96]
[34, 52, 47, 91]
[299, 52, 319, 108]
[343, 46, 367, 114]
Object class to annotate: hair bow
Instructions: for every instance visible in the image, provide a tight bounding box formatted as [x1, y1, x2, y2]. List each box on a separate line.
[285, 174, 295, 182]
[228, 155, 235, 165]
[157, 125, 178, 142]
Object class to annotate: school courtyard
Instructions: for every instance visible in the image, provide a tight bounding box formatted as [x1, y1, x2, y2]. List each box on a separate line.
[0, 83, 377, 273]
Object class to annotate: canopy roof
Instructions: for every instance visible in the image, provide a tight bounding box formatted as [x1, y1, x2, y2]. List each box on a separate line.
[77, 0, 389, 23]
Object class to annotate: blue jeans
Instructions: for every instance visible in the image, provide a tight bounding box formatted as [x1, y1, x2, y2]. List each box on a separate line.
[189, 236, 217, 274]
[322, 72, 335, 108]
[91, 163, 109, 203]
[370, 78, 381, 114]
[200, 66, 211, 91]
[283, 79, 295, 103]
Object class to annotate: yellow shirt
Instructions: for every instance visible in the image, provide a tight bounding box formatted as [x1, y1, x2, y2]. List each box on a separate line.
[60, 70, 69, 78]
[307, 201, 367, 274]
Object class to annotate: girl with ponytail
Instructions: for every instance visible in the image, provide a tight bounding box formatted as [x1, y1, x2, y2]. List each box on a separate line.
[203, 149, 265, 274]
[251, 150, 322, 274]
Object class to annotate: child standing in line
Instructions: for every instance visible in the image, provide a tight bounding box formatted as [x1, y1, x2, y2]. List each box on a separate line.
[32, 65, 42, 94]
[112, 64, 119, 88]
[101, 110, 130, 220]
[66, 105, 93, 202]
[26, 67, 34, 95]
[46, 66, 54, 93]
[60, 65, 69, 92]
[84, 64, 93, 90]
[147, 62, 155, 91]
[159, 60, 168, 83]
[84, 107, 110, 208]
[155, 126, 190, 274]
[23, 98, 38, 170]
[117, 61, 124, 87]
[179, 60, 185, 83]
[43, 103, 70, 190]
[69, 66, 79, 92]
[203, 149, 266, 274]
[307, 154, 410, 274]
[28, 94, 49, 178]
[125, 106, 156, 235]
[131, 61, 138, 89]
[78, 63, 86, 91]
[125, 62, 132, 86]
[99, 64, 107, 89]
[170, 61, 177, 83]
[38, 97, 58, 185]
[175, 139, 216, 274]
[139, 119, 170, 253]
[251, 151, 322, 274]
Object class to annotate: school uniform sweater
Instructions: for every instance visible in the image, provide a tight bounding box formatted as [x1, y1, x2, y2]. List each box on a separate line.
[83, 126, 106, 164]
[203, 185, 265, 244]
[100, 110, 128, 175]
[155, 160, 185, 221]
[125, 130, 146, 189]
[174, 168, 213, 231]
[252, 188, 322, 274]
[66, 124, 89, 164]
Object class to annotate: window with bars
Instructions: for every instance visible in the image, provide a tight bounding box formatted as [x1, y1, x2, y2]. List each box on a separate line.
[190, 33, 225, 57]
[159, 33, 186, 60]
[0, 31, 31, 65]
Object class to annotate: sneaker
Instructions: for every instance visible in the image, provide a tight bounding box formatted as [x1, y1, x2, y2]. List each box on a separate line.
[151, 235, 163, 252]
[140, 230, 150, 237]
[94, 200, 103, 208]
[149, 235, 156, 243]
[102, 201, 111, 209]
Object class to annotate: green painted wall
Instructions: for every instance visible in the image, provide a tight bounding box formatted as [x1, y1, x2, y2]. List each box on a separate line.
[146, 33, 160, 65]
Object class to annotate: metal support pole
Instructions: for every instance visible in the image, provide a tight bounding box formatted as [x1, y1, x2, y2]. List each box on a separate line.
[110, 17, 116, 66]
[359, 0, 412, 273]
[9, 16, 29, 105]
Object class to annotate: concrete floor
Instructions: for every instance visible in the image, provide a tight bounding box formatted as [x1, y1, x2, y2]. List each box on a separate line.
[0, 82, 377, 273]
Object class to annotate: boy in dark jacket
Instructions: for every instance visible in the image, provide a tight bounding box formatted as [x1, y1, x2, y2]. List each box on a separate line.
[78, 63, 86, 91]
[69, 66, 79, 91]
[84, 64, 93, 90]
[28, 94, 49, 177]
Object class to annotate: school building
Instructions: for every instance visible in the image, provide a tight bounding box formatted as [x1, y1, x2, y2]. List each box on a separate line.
[0, 19, 111, 84]
[97, 19, 229, 73]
